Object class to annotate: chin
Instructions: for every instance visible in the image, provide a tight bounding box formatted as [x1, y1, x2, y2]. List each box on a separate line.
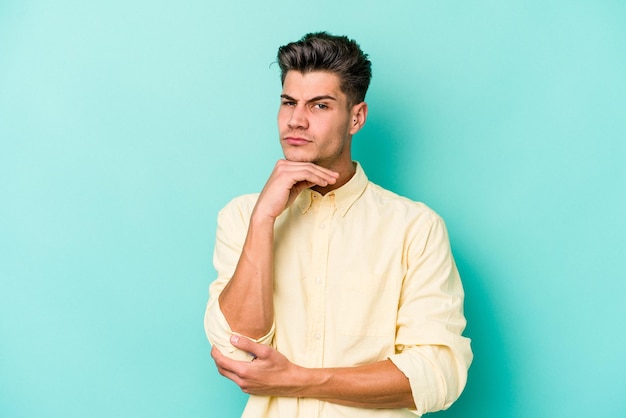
[285, 156, 315, 163]
[282, 150, 316, 163]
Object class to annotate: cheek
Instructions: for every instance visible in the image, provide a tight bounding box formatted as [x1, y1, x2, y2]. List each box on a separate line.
[331, 119, 351, 138]
[277, 108, 290, 125]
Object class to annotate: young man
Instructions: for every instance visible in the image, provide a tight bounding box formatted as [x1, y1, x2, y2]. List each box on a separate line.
[205, 32, 472, 417]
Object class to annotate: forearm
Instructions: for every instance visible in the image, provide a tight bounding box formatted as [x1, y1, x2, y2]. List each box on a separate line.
[218, 213, 275, 339]
[300, 360, 415, 410]
[215, 334, 417, 409]
[213, 161, 339, 340]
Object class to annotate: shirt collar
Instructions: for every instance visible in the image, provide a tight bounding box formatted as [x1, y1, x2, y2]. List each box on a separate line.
[296, 162, 368, 217]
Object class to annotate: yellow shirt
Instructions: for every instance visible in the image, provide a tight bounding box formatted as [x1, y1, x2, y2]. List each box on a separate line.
[205, 163, 472, 417]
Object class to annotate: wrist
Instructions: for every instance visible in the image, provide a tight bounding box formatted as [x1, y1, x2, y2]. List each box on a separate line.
[250, 207, 279, 226]
[292, 366, 332, 399]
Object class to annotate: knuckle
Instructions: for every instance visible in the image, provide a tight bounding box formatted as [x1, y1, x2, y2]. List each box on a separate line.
[257, 345, 271, 357]
[274, 161, 288, 176]
[238, 368, 251, 380]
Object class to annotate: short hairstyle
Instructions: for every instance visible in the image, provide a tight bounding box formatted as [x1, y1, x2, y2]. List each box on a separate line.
[277, 32, 372, 106]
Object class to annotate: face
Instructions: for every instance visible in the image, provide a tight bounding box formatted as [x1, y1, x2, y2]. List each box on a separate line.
[277, 71, 365, 170]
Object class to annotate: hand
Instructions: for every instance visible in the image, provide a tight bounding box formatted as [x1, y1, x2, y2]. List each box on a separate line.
[211, 335, 416, 409]
[211, 335, 307, 397]
[253, 160, 339, 220]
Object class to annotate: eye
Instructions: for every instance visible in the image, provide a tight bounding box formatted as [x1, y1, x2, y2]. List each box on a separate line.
[313, 103, 329, 110]
[281, 100, 296, 107]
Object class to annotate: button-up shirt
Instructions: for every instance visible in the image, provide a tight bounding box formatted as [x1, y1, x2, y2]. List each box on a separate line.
[205, 163, 472, 417]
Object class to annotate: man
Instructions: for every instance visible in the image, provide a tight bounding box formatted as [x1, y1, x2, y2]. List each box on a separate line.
[205, 32, 472, 417]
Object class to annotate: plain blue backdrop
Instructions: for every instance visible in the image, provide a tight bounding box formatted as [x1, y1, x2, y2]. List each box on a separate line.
[1, 1, 625, 417]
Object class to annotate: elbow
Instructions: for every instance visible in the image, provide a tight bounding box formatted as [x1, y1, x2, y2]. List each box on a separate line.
[435, 343, 472, 411]
[389, 342, 472, 415]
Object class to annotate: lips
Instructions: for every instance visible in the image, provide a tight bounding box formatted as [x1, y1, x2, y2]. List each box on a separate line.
[284, 136, 311, 146]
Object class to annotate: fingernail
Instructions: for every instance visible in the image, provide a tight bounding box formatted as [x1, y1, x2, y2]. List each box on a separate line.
[230, 335, 239, 344]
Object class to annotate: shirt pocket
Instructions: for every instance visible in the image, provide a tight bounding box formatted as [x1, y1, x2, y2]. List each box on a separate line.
[334, 271, 400, 337]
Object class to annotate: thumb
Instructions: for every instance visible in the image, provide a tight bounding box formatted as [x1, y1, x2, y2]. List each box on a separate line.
[230, 334, 259, 359]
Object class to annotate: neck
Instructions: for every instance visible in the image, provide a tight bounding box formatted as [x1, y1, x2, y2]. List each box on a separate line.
[312, 161, 356, 195]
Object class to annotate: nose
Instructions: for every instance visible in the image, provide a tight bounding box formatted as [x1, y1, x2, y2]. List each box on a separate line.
[287, 105, 308, 130]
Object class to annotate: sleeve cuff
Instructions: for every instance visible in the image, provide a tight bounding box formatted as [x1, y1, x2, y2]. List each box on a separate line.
[388, 346, 450, 415]
[204, 298, 275, 362]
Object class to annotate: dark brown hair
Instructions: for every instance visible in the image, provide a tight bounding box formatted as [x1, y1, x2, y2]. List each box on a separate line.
[277, 32, 372, 106]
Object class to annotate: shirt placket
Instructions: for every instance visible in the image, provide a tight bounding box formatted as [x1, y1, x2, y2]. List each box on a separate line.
[306, 193, 335, 368]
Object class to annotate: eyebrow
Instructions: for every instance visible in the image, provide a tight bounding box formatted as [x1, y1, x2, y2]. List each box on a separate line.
[280, 94, 338, 103]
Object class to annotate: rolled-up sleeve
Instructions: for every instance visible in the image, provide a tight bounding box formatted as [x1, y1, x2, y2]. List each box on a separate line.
[204, 195, 275, 361]
[388, 215, 473, 415]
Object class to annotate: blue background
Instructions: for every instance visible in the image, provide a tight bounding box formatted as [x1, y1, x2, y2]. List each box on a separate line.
[1, 1, 625, 417]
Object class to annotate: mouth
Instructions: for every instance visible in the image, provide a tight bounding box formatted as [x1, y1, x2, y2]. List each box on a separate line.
[283, 136, 312, 146]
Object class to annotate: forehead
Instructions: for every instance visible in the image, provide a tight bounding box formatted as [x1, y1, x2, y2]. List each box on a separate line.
[282, 71, 346, 101]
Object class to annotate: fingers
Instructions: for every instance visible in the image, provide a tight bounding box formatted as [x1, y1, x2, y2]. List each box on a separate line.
[230, 334, 267, 359]
[211, 338, 298, 397]
[254, 160, 340, 219]
[211, 339, 262, 391]
[211, 345, 230, 369]
[211, 346, 244, 383]
[272, 159, 339, 188]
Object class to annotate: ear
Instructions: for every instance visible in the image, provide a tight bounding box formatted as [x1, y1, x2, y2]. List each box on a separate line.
[349, 102, 368, 135]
